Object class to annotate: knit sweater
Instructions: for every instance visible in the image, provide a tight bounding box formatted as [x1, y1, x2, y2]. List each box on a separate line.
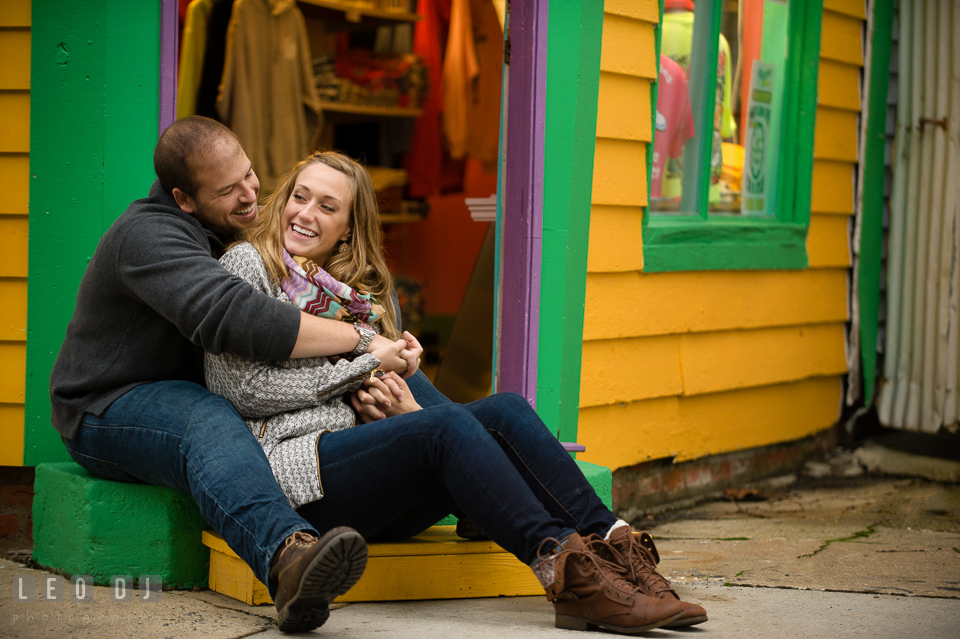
[204, 242, 380, 508]
[50, 180, 302, 440]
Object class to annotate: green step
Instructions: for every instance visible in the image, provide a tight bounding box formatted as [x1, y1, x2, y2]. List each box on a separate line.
[32, 463, 209, 588]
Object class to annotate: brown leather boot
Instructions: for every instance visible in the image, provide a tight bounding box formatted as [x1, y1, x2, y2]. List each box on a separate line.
[533, 533, 685, 634]
[602, 527, 708, 627]
[270, 528, 367, 633]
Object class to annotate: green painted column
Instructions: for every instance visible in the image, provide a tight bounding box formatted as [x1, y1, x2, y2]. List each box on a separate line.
[858, 1, 894, 405]
[25, 0, 160, 464]
[536, 0, 604, 443]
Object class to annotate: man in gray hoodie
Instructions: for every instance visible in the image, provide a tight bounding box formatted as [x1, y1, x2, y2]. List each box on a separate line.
[50, 116, 420, 632]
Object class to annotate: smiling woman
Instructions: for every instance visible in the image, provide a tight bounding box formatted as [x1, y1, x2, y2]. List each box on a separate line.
[280, 163, 352, 265]
[242, 151, 402, 342]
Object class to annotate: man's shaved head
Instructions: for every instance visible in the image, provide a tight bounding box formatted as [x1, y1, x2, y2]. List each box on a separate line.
[154, 116, 243, 197]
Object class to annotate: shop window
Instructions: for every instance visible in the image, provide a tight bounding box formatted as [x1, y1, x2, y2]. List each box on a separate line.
[644, 0, 822, 272]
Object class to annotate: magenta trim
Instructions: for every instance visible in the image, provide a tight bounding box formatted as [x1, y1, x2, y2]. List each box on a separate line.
[159, 0, 179, 134]
[497, 0, 547, 408]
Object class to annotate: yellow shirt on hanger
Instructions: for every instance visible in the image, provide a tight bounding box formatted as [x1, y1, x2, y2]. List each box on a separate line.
[177, 0, 215, 120]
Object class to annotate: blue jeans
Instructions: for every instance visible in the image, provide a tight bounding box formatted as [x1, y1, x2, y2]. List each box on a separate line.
[62, 370, 448, 589]
[297, 393, 617, 565]
[64, 380, 314, 590]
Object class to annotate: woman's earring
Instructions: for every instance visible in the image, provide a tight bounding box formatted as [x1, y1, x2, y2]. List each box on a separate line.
[339, 242, 349, 254]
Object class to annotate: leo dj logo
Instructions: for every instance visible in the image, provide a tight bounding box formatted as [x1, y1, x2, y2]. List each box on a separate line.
[13, 575, 163, 603]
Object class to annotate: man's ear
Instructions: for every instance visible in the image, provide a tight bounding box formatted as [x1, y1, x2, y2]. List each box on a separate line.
[172, 188, 196, 214]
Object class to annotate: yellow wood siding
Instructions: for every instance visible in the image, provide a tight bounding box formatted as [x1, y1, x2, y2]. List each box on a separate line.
[579, 378, 844, 469]
[586, 206, 645, 273]
[578, 6, 860, 470]
[592, 139, 648, 206]
[599, 15, 657, 80]
[817, 60, 861, 111]
[822, 0, 867, 19]
[807, 213, 852, 267]
[603, 0, 659, 23]
[814, 107, 859, 162]
[811, 160, 855, 214]
[583, 270, 849, 339]
[819, 11, 864, 66]
[596, 74, 651, 142]
[0, 0, 29, 466]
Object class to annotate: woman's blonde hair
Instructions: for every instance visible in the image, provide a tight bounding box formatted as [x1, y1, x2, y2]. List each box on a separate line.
[242, 151, 401, 340]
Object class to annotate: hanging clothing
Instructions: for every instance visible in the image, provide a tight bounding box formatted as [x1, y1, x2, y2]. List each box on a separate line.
[464, 0, 503, 172]
[216, 0, 320, 192]
[404, 0, 450, 198]
[441, 0, 480, 160]
[195, 0, 235, 119]
[177, 0, 214, 119]
[652, 55, 695, 200]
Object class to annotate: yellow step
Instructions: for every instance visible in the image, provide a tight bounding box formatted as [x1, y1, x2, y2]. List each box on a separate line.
[202, 526, 544, 605]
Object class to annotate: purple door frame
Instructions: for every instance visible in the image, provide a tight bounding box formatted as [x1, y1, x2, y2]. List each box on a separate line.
[159, 0, 178, 133]
[496, 0, 547, 409]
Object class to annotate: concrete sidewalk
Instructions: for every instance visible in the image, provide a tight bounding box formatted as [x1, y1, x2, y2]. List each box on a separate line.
[3, 452, 959, 638]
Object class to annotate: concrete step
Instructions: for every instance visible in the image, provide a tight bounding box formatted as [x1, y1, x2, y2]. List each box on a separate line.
[32, 462, 209, 588]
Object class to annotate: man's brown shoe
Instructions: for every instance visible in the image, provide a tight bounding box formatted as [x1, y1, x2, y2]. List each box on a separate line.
[537, 533, 685, 634]
[270, 528, 367, 633]
[604, 527, 708, 628]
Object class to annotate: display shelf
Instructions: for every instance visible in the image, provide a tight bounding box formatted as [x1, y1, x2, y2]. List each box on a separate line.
[298, 0, 420, 24]
[319, 100, 423, 118]
[380, 212, 426, 224]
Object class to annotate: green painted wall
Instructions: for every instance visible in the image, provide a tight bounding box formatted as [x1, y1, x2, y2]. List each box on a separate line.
[25, 0, 160, 464]
[536, 0, 604, 443]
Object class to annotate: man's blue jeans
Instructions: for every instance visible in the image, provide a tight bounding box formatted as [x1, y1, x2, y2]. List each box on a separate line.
[62, 370, 448, 589]
[297, 392, 617, 565]
[63, 380, 313, 590]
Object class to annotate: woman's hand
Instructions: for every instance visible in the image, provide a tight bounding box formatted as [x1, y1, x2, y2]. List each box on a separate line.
[350, 371, 420, 423]
[399, 331, 423, 379]
[369, 337, 408, 375]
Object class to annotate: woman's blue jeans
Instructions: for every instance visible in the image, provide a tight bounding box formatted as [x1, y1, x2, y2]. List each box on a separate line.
[298, 392, 617, 565]
[60, 369, 458, 588]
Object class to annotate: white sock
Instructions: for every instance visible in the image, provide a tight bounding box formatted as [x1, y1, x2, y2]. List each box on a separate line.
[604, 520, 630, 540]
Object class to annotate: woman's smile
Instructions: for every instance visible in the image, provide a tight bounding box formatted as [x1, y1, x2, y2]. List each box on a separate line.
[291, 223, 317, 238]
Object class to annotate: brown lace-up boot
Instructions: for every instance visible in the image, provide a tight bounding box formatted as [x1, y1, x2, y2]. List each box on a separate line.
[269, 528, 368, 633]
[603, 527, 708, 628]
[532, 532, 685, 634]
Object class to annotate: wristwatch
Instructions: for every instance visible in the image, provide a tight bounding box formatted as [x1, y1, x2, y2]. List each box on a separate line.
[351, 322, 375, 356]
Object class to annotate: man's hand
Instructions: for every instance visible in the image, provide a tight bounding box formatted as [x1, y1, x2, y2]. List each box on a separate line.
[350, 372, 420, 423]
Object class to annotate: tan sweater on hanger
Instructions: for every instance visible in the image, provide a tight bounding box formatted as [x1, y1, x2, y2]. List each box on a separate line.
[217, 0, 320, 193]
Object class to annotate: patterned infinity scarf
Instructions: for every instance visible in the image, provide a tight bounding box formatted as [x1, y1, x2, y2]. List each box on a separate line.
[280, 248, 384, 328]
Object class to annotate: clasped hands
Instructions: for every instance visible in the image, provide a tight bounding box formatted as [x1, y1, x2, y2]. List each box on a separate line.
[352, 330, 423, 423]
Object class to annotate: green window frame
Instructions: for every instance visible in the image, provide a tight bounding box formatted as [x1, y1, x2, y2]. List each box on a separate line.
[643, 0, 823, 272]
